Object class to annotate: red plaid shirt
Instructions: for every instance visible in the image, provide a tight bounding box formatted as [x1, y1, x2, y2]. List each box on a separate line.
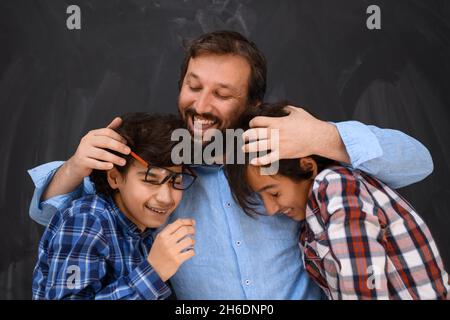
[300, 165, 449, 300]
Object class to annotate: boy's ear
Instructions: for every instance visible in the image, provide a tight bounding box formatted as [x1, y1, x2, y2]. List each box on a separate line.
[106, 168, 122, 190]
[299, 157, 318, 178]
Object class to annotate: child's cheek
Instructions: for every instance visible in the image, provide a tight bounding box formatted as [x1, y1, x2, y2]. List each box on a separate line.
[130, 181, 149, 201]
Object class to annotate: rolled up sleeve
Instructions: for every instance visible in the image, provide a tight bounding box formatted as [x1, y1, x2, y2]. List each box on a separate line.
[27, 161, 94, 226]
[334, 121, 433, 189]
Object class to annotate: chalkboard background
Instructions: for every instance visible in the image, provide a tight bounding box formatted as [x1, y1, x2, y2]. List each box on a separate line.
[0, 0, 449, 299]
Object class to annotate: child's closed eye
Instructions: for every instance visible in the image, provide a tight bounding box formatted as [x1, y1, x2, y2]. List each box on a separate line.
[142, 179, 159, 184]
[269, 192, 279, 198]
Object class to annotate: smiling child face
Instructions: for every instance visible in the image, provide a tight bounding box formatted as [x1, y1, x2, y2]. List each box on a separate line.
[245, 161, 315, 221]
[107, 161, 183, 231]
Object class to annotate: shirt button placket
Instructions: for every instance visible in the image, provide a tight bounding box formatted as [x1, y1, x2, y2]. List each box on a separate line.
[219, 169, 253, 298]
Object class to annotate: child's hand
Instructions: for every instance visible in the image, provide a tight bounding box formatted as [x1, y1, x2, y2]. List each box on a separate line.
[147, 218, 196, 282]
[67, 117, 131, 178]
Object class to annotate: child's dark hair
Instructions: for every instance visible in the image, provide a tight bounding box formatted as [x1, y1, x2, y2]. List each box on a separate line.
[90, 113, 185, 198]
[225, 102, 335, 216]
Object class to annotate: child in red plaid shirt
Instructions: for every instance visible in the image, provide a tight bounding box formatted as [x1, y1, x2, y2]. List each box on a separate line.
[226, 103, 449, 300]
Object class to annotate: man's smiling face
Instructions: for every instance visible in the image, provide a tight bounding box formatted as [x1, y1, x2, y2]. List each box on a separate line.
[178, 54, 251, 142]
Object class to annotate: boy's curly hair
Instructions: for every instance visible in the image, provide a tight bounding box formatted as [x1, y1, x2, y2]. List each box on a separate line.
[90, 113, 185, 198]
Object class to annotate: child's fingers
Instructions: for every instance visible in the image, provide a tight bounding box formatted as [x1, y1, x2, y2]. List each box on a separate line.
[162, 218, 195, 235]
[171, 226, 196, 243]
[178, 249, 195, 264]
[176, 237, 195, 252]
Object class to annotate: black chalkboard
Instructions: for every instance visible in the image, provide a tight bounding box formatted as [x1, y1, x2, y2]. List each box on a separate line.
[0, 0, 449, 299]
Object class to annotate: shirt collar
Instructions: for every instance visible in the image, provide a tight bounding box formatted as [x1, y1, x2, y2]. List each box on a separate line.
[189, 164, 224, 173]
[306, 192, 319, 215]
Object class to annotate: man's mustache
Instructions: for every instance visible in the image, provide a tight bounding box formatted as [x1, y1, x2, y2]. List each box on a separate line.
[183, 107, 221, 125]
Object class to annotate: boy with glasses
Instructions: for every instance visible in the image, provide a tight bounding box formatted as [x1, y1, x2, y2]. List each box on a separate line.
[32, 113, 196, 300]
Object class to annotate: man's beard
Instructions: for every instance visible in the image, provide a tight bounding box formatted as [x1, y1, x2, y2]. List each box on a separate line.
[181, 106, 222, 138]
[178, 106, 243, 164]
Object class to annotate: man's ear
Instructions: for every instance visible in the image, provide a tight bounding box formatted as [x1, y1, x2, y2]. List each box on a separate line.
[106, 168, 122, 190]
[299, 157, 318, 178]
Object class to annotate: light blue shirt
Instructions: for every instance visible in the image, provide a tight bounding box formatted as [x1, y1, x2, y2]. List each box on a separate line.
[27, 121, 433, 299]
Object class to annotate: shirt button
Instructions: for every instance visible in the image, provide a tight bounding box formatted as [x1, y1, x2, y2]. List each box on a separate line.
[245, 280, 251, 286]
[226, 203, 231, 208]
[236, 241, 241, 246]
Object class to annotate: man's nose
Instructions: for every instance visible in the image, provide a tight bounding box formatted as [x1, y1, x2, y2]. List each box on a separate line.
[194, 91, 213, 115]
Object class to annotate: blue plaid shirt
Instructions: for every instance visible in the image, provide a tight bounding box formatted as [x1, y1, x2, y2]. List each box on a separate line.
[32, 194, 171, 300]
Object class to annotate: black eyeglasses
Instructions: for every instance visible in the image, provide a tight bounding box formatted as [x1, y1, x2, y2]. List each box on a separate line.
[130, 151, 197, 190]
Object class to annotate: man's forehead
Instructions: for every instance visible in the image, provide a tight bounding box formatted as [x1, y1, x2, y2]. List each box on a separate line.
[186, 54, 250, 89]
[186, 72, 238, 91]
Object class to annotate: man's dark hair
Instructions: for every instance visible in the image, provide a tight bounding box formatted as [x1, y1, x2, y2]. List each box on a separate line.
[90, 113, 185, 198]
[178, 30, 267, 106]
[225, 102, 335, 216]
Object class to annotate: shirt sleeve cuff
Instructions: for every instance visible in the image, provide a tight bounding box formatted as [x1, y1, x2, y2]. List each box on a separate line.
[333, 121, 384, 169]
[27, 161, 96, 226]
[28, 161, 65, 225]
[128, 260, 172, 300]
